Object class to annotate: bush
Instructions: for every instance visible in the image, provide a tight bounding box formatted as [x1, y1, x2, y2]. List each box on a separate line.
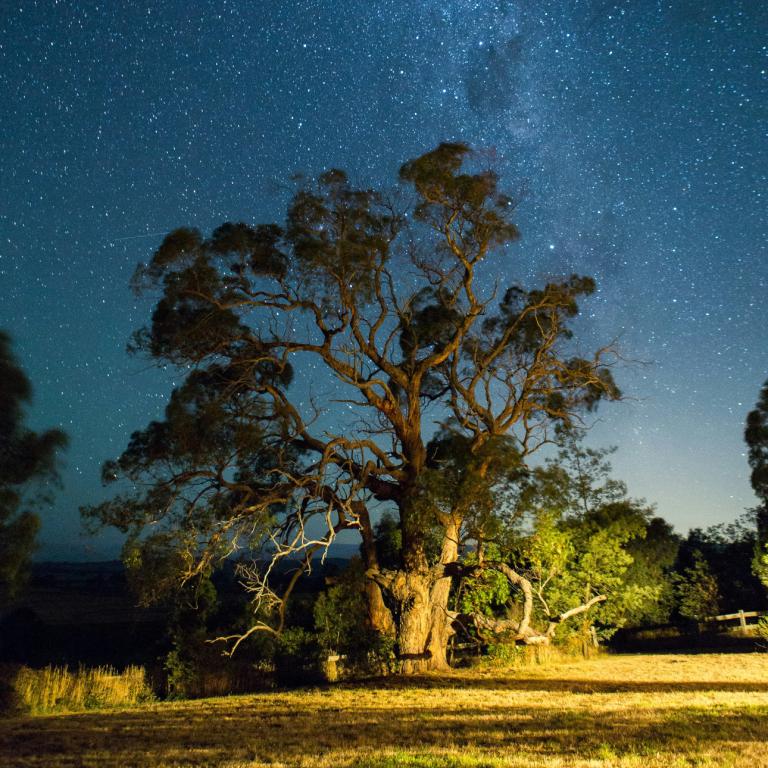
[0, 665, 28, 718]
[3, 665, 154, 714]
[162, 575, 220, 699]
[485, 642, 520, 665]
[163, 646, 198, 699]
[674, 550, 720, 623]
[163, 647, 273, 698]
[313, 560, 398, 678]
[272, 627, 324, 685]
[757, 617, 768, 649]
[469, 641, 582, 670]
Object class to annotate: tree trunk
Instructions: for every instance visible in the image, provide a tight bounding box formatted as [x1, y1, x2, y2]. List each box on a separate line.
[394, 522, 459, 674]
[424, 576, 452, 670]
[365, 579, 395, 637]
[358, 503, 396, 638]
[393, 570, 434, 674]
[425, 521, 460, 669]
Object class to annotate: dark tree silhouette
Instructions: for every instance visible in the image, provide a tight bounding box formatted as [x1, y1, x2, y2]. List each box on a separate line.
[676, 518, 765, 614]
[746, 379, 768, 534]
[746, 379, 768, 589]
[84, 143, 619, 672]
[0, 331, 67, 605]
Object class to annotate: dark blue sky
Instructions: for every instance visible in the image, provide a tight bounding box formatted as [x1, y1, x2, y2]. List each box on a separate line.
[2, 0, 765, 559]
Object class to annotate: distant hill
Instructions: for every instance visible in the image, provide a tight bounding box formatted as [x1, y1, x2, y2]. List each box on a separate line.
[2, 544, 362, 667]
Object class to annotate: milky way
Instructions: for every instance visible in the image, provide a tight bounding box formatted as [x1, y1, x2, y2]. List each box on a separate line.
[1, 1, 765, 558]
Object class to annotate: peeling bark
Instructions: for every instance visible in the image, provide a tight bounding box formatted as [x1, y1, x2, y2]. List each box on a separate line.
[393, 570, 434, 673]
[424, 521, 460, 670]
[363, 523, 460, 673]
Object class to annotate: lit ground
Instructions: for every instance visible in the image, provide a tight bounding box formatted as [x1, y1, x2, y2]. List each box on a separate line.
[3, 653, 768, 767]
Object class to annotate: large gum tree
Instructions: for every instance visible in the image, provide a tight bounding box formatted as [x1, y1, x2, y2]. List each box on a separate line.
[85, 143, 619, 672]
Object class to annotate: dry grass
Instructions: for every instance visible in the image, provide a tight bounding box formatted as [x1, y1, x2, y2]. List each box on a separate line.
[2, 653, 768, 767]
[9, 665, 153, 714]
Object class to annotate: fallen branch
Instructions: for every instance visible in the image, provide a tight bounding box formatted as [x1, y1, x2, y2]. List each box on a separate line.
[446, 556, 607, 645]
[545, 594, 607, 637]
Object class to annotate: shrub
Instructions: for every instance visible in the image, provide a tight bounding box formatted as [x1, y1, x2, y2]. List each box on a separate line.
[314, 559, 397, 677]
[163, 646, 198, 700]
[757, 616, 768, 649]
[0, 665, 28, 717]
[674, 550, 720, 623]
[274, 627, 323, 685]
[485, 642, 520, 665]
[163, 575, 219, 699]
[469, 640, 581, 670]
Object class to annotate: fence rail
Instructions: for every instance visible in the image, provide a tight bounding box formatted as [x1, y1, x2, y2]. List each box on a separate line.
[707, 609, 765, 629]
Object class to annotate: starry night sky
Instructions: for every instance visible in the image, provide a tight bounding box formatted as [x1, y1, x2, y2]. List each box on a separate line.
[1, 1, 765, 560]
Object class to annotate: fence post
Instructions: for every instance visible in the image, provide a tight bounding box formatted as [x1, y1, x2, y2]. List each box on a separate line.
[738, 610, 747, 633]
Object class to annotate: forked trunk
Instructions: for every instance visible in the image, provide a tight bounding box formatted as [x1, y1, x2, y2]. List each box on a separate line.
[396, 571, 435, 674]
[395, 522, 459, 674]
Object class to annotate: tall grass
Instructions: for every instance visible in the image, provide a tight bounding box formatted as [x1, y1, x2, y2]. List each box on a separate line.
[463, 639, 593, 671]
[9, 665, 154, 714]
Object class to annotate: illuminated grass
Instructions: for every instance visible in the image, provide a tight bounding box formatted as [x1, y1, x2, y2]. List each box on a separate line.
[2, 653, 768, 767]
[9, 664, 154, 714]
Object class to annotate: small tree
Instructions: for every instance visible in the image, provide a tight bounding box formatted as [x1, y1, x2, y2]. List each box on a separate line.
[314, 561, 369, 655]
[164, 576, 219, 698]
[313, 559, 396, 674]
[675, 551, 720, 624]
[755, 545, 768, 592]
[0, 331, 67, 606]
[746, 379, 768, 512]
[493, 442, 665, 647]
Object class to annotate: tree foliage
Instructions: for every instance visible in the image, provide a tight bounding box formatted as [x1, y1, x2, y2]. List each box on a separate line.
[755, 545, 768, 593]
[0, 331, 67, 605]
[313, 559, 396, 673]
[480, 441, 671, 645]
[163, 576, 219, 698]
[746, 379, 768, 509]
[83, 143, 619, 671]
[746, 379, 768, 589]
[677, 515, 766, 610]
[674, 551, 720, 623]
[623, 516, 679, 625]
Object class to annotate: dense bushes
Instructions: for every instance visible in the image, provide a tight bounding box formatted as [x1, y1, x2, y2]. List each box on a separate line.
[313, 560, 396, 677]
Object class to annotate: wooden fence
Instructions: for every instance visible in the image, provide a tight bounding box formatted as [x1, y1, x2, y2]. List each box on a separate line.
[707, 610, 765, 630]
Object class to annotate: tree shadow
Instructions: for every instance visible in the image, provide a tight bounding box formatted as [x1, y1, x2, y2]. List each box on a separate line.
[369, 675, 768, 693]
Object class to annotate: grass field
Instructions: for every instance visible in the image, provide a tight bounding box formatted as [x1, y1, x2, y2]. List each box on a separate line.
[2, 653, 768, 767]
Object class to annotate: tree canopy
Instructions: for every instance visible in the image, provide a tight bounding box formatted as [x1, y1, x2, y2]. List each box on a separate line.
[84, 143, 620, 671]
[745, 379, 768, 589]
[0, 331, 67, 605]
[746, 380, 768, 513]
[459, 440, 673, 650]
